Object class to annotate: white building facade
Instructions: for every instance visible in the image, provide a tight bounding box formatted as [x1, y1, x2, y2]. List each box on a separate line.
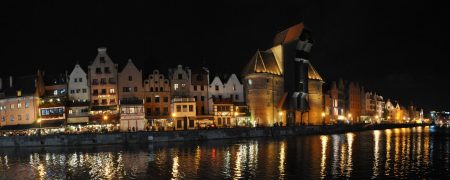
[67, 64, 90, 124]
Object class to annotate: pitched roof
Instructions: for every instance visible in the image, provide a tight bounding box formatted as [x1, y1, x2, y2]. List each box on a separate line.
[273, 23, 304, 45]
[243, 50, 282, 76]
[0, 75, 38, 98]
[307, 62, 323, 81]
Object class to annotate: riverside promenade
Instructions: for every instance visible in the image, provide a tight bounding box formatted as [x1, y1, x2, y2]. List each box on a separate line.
[0, 124, 428, 147]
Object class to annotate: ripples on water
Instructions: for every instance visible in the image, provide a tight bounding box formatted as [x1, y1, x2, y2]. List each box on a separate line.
[0, 126, 448, 179]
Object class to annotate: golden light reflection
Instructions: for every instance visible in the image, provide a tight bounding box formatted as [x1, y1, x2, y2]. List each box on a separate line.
[331, 135, 340, 176]
[320, 135, 328, 178]
[37, 163, 46, 180]
[234, 145, 243, 178]
[372, 130, 381, 178]
[194, 146, 201, 172]
[385, 129, 392, 175]
[345, 133, 354, 177]
[172, 156, 180, 180]
[278, 141, 286, 179]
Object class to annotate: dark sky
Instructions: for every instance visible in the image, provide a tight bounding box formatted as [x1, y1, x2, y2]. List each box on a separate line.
[1, 1, 449, 112]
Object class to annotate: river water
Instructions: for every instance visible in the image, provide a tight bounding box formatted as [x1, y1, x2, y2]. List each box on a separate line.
[0, 126, 448, 179]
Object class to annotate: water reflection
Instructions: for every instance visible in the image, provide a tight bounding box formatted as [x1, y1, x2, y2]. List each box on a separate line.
[0, 126, 447, 179]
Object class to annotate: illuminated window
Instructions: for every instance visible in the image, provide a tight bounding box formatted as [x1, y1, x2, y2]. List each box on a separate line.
[248, 79, 252, 85]
[17, 90, 22, 97]
[69, 110, 73, 114]
[174, 84, 179, 90]
[109, 88, 115, 94]
[18, 115, 22, 121]
[54, 90, 58, 96]
[10, 104, 15, 109]
[181, 84, 186, 87]
[17, 102, 22, 108]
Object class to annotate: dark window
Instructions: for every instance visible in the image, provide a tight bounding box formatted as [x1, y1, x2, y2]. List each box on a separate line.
[101, 89, 107, 95]
[101, 78, 107, 84]
[92, 79, 98, 85]
[194, 85, 197, 91]
[74, 78, 78, 83]
[104, 67, 110, 74]
[235, 95, 239, 100]
[94, 100, 99, 105]
[100, 57, 105, 63]
[93, 89, 99, 95]
[163, 97, 169, 102]
[155, 97, 160, 103]
[146, 108, 151, 116]
[96, 68, 102, 74]
[128, 76, 132, 81]
[134, 87, 138, 92]
[160, 87, 163, 91]
[201, 96, 204, 101]
[110, 99, 116, 104]
[160, 75, 163, 79]
[194, 96, 197, 101]
[189, 105, 194, 112]
[201, 86, 204, 91]
[215, 85, 219, 91]
[176, 105, 181, 112]
[109, 78, 116, 84]
[101, 99, 107, 104]
[219, 95, 222, 100]
[155, 108, 160, 115]
[155, 87, 159, 92]
[178, 74, 182, 80]
[177, 120, 182, 128]
[189, 120, 194, 127]
[79, 78, 82, 82]
[146, 97, 151, 103]
[123, 87, 129, 92]
[201, 107, 205, 114]
[150, 87, 153, 92]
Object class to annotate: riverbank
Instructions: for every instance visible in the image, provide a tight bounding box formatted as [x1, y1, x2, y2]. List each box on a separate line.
[0, 124, 429, 147]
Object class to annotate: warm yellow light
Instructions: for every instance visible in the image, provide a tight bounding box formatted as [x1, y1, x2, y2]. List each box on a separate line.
[279, 112, 283, 116]
[321, 112, 326, 117]
[348, 113, 352, 118]
[234, 112, 239, 116]
[375, 115, 379, 119]
[37, 119, 41, 123]
[103, 115, 108, 121]
[172, 113, 176, 118]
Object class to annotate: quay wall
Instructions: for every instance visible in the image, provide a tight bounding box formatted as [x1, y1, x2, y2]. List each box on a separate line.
[0, 124, 427, 147]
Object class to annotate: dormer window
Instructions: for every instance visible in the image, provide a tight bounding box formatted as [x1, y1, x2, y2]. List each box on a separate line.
[17, 90, 22, 97]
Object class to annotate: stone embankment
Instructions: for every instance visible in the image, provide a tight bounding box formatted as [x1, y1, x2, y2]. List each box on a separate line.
[0, 124, 427, 147]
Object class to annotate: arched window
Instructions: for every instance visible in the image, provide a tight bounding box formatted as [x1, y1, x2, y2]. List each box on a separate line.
[150, 87, 153, 92]
[160, 87, 163, 92]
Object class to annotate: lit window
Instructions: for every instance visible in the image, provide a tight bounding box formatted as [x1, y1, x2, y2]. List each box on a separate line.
[54, 90, 58, 96]
[69, 110, 73, 114]
[248, 79, 252, 85]
[109, 88, 115, 94]
[17, 102, 22, 109]
[17, 90, 22, 97]
[18, 115, 22, 121]
[174, 84, 179, 90]
[10, 104, 15, 109]
[182, 84, 186, 87]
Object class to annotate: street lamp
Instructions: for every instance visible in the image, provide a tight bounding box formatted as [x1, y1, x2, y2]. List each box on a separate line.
[375, 115, 379, 124]
[37, 119, 42, 128]
[348, 113, 352, 124]
[321, 112, 326, 126]
[234, 112, 239, 128]
[278, 111, 283, 126]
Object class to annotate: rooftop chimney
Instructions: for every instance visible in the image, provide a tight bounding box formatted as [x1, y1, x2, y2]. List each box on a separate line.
[9, 76, 13, 88]
[98, 47, 107, 54]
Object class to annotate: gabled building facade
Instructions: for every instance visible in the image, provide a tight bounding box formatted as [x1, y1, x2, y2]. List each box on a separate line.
[169, 65, 191, 98]
[38, 73, 68, 126]
[88, 47, 119, 123]
[144, 70, 171, 130]
[67, 64, 90, 124]
[0, 72, 45, 128]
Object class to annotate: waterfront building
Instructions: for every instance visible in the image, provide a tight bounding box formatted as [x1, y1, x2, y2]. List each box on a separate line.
[67, 64, 90, 124]
[171, 98, 196, 130]
[38, 73, 68, 127]
[347, 82, 362, 123]
[212, 98, 236, 128]
[330, 80, 346, 123]
[209, 74, 244, 113]
[118, 59, 145, 130]
[190, 67, 211, 116]
[243, 50, 284, 127]
[385, 99, 396, 123]
[143, 70, 171, 130]
[243, 22, 324, 126]
[88, 47, 119, 123]
[119, 98, 145, 132]
[0, 73, 45, 128]
[169, 65, 191, 98]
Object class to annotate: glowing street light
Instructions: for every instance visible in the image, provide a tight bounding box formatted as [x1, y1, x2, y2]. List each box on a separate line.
[103, 115, 108, 121]
[37, 118, 42, 128]
[321, 112, 326, 125]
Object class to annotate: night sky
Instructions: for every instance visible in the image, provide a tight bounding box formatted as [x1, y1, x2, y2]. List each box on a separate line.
[1, 1, 449, 112]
